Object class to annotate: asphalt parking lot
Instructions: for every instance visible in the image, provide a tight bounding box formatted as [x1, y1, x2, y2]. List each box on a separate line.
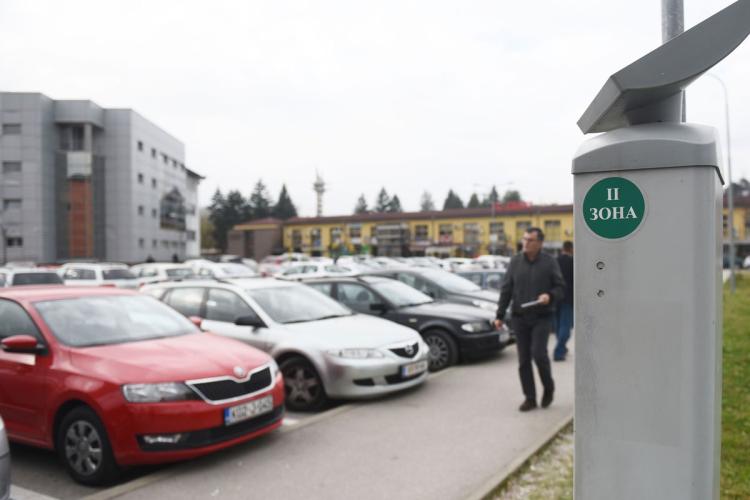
[10, 342, 574, 500]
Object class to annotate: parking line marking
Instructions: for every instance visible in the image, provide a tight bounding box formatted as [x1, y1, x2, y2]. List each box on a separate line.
[10, 485, 61, 500]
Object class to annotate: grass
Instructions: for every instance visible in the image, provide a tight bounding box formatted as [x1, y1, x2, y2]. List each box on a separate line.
[720, 272, 750, 499]
[491, 273, 750, 499]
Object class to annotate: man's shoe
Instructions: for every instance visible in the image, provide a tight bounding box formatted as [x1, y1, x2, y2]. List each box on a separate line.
[541, 389, 554, 408]
[553, 355, 565, 362]
[519, 399, 537, 412]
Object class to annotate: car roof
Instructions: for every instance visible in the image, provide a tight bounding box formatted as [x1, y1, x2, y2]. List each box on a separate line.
[144, 277, 291, 291]
[62, 262, 128, 269]
[0, 268, 58, 274]
[303, 275, 391, 285]
[0, 285, 134, 302]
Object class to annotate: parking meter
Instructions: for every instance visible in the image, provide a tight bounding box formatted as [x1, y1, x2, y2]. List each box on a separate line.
[572, 2, 750, 499]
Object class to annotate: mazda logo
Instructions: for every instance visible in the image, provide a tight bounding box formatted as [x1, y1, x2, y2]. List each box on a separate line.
[233, 366, 246, 378]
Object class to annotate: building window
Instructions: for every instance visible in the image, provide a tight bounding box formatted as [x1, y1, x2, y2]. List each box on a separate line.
[415, 225, 429, 241]
[152, 208, 157, 218]
[162, 153, 168, 164]
[543, 220, 562, 241]
[292, 230, 302, 249]
[172, 159, 178, 168]
[152, 239, 157, 248]
[349, 225, 362, 239]
[161, 240, 169, 248]
[152, 178, 157, 188]
[489, 222, 504, 236]
[1, 162, 21, 185]
[151, 148, 157, 158]
[138, 205, 144, 216]
[59, 125, 84, 151]
[330, 227, 342, 245]
[6, 237, 23, 247]
[137, 173, 144, 184]
[310, 228, 322, 248]
[3, 199, 21, 210]
[186, 230, 196, 241]
[138, 238, 145, 248]
[137, 141, 144, 151]
[439, 224, 453, 244]
[464, 223, 480, 245]
[2, 124, 21, 135]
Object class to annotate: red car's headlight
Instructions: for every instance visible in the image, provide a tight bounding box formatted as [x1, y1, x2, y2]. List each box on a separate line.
[122, 382, 199, 403]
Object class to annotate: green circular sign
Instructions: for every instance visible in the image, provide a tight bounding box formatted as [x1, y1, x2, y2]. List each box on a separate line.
[583, 177, 645, 239]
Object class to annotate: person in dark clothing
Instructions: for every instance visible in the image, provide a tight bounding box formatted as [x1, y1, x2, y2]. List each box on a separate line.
[554, 241, 574, 361]
[494, 228, 565, 412]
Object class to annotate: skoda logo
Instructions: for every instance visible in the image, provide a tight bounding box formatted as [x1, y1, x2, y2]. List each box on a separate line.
[404, 344, 414, 356]
[233, 366, 246, 378]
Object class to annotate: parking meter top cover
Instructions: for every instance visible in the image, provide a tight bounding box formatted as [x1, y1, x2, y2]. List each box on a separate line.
[577, 0, 750, 134]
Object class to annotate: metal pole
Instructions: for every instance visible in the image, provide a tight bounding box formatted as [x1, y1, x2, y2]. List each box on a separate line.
[662, 0, 686, 120]
[706, 73, 737, 293]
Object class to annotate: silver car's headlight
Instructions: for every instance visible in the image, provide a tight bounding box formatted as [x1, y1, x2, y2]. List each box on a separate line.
[461, 321, 492, 333]
[327, 348, 385, 359]
[122, 382, 198, 403]
[472, 300, 497, 311]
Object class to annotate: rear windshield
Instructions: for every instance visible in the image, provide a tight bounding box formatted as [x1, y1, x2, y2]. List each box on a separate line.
[165, 268, 195, 278]
[12, 273, 63, 286]
[34, 295, 197, 347]
[102, 269, 136, 280]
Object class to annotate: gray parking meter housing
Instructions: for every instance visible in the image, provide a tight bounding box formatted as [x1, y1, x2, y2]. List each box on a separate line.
[573, 2, 750, 499]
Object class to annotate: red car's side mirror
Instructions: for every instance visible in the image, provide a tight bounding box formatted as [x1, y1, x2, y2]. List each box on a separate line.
[1, 335, 42, 353]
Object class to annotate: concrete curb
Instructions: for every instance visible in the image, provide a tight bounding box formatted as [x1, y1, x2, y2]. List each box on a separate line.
[462, 411, 574, 500]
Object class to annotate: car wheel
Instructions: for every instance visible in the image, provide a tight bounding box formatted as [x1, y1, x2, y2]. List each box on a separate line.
[56, 406, 120, 486]
[279, 357, 328, 412]
[423, 329, 458, 372]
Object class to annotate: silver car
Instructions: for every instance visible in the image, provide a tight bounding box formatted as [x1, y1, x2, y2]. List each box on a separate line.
[0, 415, 9, 500]
[143, 279, 429, 411]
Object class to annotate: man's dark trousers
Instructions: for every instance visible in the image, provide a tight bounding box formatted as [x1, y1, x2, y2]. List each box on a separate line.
[513, 315, 554, 402]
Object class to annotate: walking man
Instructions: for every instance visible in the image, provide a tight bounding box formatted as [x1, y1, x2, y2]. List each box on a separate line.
[494, 228, 565, 412]
[554, 241, 574, 361]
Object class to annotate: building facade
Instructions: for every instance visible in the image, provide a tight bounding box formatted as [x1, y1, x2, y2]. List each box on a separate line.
[230, 203, 576, 260]
[0, 92, 202, 264]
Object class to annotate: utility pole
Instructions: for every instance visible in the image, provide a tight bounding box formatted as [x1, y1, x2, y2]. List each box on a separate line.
[662, 0, 686, 120]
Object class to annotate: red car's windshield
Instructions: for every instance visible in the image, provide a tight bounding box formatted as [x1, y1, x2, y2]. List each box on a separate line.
[34, 295, 198, 347]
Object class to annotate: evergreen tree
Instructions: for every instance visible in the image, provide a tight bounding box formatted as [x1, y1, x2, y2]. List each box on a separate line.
[467, 193, 481, 208]
[502, 189, 522, 203]
[354, 194, 369, 214]
[482, 185, 500, 207]
[249, 180, 272, 219]
[272, 184, 298, 219]
[442, 190, 464, 210]
[208, 189, 228, 252]
[387, 195, 403, 213]
[375, 187, 391, 213]
[420, 191, 436, 211]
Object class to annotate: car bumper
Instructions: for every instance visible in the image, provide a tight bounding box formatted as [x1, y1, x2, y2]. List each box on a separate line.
[456, 330, 508, 358]
[321, 350, 430, 399]
[110, 373, 285, 466]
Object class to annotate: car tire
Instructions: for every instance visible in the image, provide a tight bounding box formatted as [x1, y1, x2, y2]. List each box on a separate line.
[279, 356, 328, 412]
[423, 329, 458, 372]
[56, 406, 120, 486]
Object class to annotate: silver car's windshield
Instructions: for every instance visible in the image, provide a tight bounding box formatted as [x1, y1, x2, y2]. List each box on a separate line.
[35, 295, 198, 347]
[370, 279, 433, 307]
[419, 269, 481, 293]
[247, 285, 352, 324]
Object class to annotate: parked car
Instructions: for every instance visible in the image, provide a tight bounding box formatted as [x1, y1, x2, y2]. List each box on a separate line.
[304, 276, 511, 371]
[456, 269, 506, 291]
[130, 263, 197, 286]
[0, 286, 284, 485]
[474, 255, 510, 270]
[143, 279, 429, 411]
[367, 268, 500, 312]
[0, 267, 63, 287]
[744, 255, 750, 269]
[59, 263, 138, 289]
[277, 262, 358, 281]
[0, 416, 8, 500]
[189, 261, 258, 279]
[258, 253, 310, 276]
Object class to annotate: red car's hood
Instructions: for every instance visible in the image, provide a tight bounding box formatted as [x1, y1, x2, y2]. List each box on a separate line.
[69, 332, 271, 384]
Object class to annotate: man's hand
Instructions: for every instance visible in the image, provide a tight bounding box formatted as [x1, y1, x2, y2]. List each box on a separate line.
[538, 293, 551, 305]
[494, 319, 504, 330]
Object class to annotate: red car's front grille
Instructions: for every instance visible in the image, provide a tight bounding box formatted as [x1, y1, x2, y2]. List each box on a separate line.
[188, 367, 272, 403]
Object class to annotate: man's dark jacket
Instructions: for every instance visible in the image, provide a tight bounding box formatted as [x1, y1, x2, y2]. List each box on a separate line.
[497, 251, 566, 319]
[557, 253, 574, 306]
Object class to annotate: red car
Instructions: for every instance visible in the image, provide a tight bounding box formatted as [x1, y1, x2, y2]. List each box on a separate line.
[0, 286, 285, 485]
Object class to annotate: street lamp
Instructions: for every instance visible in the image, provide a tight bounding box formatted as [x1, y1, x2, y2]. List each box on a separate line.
[705, 72, 736, 293]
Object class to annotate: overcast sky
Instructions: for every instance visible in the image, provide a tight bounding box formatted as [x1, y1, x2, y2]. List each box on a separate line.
[2, 0, 749, 216]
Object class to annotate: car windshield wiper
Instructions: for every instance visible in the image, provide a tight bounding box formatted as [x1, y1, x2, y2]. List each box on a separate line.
[314, 314, 349, 320]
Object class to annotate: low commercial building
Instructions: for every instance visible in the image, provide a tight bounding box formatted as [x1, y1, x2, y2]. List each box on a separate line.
[0, 92, 202, 264]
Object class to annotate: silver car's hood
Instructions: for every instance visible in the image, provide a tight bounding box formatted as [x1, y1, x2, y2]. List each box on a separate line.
[279, 314, 420, 349]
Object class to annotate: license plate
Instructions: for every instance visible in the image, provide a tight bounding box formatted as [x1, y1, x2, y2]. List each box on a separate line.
[224, 395, 273, 426]
[401, 360, 428, 377]
[499, 330, 510, 343]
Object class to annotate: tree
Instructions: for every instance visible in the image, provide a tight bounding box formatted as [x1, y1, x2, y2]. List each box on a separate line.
[387, 195, 403, 213]
[375, 187, 391, 213]
[354, 194, 369, 214]
[208, 189, 227, 252]
[502, 189, 522, 203]
[442, 189, 464, 210]
[420, 191, 436, 211]
[482, 186, 500, 207]
[467, 193, 481, 208]
[249, 180, 272, 219]
[272, 184, 297, 219]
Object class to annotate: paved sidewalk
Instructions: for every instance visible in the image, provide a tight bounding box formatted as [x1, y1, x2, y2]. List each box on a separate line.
[91, 339, 573, 500]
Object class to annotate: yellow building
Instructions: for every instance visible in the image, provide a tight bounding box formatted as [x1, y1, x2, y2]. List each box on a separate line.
[275, 202, 575, 258]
